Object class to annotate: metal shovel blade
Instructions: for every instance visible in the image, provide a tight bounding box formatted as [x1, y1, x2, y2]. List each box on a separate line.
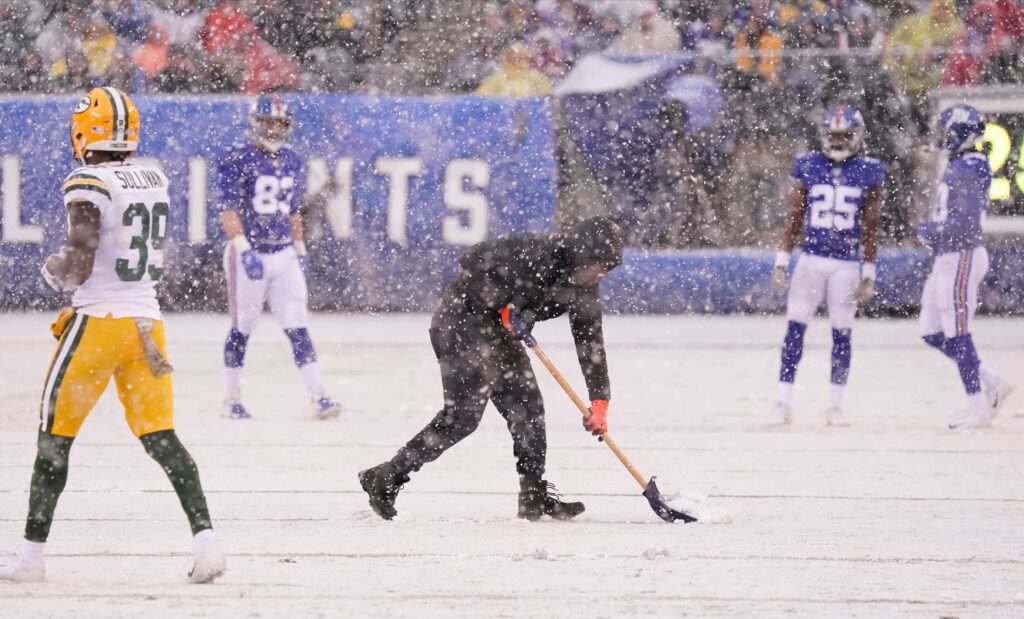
[643, 477, 698, 523]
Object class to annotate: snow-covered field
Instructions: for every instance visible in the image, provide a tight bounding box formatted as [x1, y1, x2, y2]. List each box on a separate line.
[1, 312, 1022, 618]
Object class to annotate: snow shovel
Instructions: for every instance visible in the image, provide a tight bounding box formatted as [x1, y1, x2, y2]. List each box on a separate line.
[520, 332, 697, 523]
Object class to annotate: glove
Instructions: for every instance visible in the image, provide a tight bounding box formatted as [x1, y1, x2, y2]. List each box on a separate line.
[584, 399, 608, 436]
[854, 262, 876, 304]
[916, 222, 941, 247]
[241, 250, 264, 280]
[232, 237, 263, 280]
[855, 278, 875, 304]
[771, 266, 788, 291]
[50, 307, 76, 340]
[499, 306, 531, 341]
[770, 251, 789, 291]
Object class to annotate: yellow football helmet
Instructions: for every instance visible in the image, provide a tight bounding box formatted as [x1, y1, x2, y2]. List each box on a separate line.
[69, 87, 140, 163]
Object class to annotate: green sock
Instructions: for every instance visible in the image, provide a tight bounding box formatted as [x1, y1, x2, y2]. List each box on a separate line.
[140, 430, 213, 535]
[25, 430, 75, 542]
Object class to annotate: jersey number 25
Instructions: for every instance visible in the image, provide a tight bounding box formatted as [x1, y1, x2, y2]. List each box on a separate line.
[808, 184, 861, 231]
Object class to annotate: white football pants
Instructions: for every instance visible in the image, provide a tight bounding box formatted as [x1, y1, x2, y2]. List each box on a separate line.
[223, 243, 309, 335]
[919, 247, 989, 338]
[786, 253, 860, 329]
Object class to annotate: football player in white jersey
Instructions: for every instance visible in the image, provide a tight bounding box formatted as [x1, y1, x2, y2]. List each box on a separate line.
[0, 88, 225, 584]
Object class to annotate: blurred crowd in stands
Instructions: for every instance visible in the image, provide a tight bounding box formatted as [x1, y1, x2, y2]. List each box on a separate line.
[1, 0, 1020, 98]
[1, 0, 1021, 247]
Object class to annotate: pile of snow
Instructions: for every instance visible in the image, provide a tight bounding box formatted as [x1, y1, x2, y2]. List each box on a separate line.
[661, 491, 733, 524]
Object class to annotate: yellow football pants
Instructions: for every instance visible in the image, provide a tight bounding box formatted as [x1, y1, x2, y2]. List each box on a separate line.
[40, 313, 174, 438]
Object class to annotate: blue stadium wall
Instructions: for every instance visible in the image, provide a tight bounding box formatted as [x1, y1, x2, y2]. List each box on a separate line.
[602, 248, 1024, 315]
[0, 95, 1021, 314]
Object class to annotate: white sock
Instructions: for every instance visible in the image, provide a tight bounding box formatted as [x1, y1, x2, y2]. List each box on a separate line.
[193, 529, 216, 554]
[967, 392, 988, 416]
[829, 383, 845, 409]
[18, 539, 45, 566]
[225, 367, 242, 402]
[979, 364, 999, 390]
[777, 382, 794, 405]
[298, 363, 322, 396]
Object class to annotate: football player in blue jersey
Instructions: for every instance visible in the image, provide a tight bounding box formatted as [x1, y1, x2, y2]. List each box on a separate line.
[918, 104, 1013, 429]
[216, 95, 343, 420]
[768, 106, 886, 427]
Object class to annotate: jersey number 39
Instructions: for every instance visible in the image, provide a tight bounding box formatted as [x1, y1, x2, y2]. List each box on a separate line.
[116, 201, 168, 282]
[808, 184, 862, 231]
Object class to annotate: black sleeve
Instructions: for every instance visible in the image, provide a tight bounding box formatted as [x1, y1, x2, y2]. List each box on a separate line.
[456, 240, 514, 312]
[568, 284, 610, 401]
[457, 236, 550, 316]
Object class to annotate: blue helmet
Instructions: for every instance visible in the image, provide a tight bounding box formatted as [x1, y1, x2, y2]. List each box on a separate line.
[936, 104, 986, 153]
[248, 95, 292, 153]
[819, 105, 865, 161]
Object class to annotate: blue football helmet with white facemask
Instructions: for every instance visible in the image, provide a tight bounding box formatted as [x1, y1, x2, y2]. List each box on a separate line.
[935, 104, 986, 154]
[819, 105, 866, 162]
[248, 95, 292, 154]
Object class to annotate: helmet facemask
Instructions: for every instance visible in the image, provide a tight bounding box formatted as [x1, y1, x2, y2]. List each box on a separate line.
[249, 108, 292, 154]
[821, 126, 864, 161]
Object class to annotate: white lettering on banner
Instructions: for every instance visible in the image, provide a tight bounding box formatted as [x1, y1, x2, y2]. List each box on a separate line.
[307, 157, 354, 240]
[1, 156, 43, 243]
[0, 156, 495, 247]
[443, 159, 490, 246]
[374, 157, 423, 246]
[188, 158, 208, 243]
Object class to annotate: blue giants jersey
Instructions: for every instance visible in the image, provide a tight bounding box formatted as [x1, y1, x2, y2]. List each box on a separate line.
[923, 151, 990, 255]
[215, 143, 305, 253]
[791, 152, 887, 261]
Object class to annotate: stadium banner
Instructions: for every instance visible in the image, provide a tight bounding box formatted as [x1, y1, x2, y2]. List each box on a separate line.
[0, 95, 557, 310]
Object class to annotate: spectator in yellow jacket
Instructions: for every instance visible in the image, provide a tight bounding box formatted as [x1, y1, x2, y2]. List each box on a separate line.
[476, 42, 553, 97]
[735, 12, 784, 86]
[884, 0, 964, 104]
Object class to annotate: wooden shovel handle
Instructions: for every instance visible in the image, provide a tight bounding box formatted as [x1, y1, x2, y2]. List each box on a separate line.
[528, 342, 648, 490]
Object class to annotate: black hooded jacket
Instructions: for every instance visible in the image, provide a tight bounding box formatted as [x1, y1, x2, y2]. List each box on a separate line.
[436, 217, 625, 401]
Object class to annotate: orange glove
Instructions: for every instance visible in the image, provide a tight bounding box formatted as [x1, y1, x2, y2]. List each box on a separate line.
[499, 305, 531, 341]
[584, 399, 608, 435]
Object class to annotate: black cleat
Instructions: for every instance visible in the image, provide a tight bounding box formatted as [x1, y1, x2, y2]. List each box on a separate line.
[518, 476, 585, 521]
[358, 462, 409, 520]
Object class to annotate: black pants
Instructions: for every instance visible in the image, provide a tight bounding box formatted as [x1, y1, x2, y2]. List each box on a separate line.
[391, 312, 546, 478]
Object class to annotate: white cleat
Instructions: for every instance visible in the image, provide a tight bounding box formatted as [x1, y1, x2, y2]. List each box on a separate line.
[985, 380, 1015, 418]
[312, 395, 343, 420]
[0, 552, 44, 583]
[947, 410, 992, 430]
[765, 402, 792, 428]
[824, 406, 850, 427]
[186, 547, 226, 584]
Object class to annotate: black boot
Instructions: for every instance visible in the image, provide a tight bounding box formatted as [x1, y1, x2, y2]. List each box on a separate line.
[518, 475, 545, 521]
[542, 482, 586, 520]
[518, 476, 586, 521]
[358, 462, 410, 520]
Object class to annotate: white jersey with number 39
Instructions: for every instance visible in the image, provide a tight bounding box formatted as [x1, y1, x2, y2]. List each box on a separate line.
[62, 160, 170, 319]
